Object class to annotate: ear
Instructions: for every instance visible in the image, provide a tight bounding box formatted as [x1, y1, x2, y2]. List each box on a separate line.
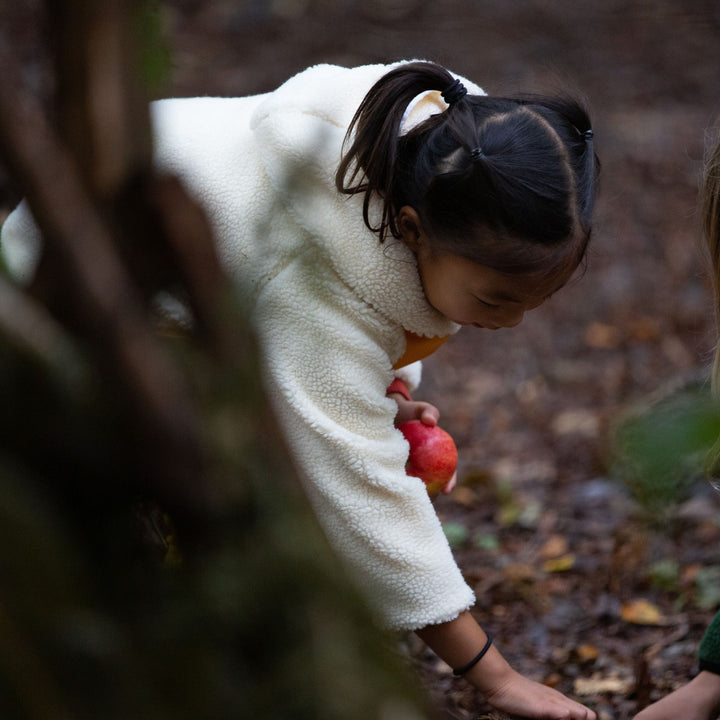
[397, 206, 425, 252]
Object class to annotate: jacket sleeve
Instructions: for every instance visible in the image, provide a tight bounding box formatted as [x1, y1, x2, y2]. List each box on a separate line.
[252, 258, 475, 631]
[699, 611, 720, 675]
[394, 361, 423, 394]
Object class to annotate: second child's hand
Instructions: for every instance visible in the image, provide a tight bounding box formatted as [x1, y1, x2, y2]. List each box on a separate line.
[633, 671, 720, 720]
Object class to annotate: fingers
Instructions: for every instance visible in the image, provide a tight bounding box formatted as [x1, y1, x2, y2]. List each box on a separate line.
[441, 472, 457, 494]
[390, 396, 440, 427]
[549, 695, 596, 720]
[418, 403, 439, 426]
[486, 673, 596, 720]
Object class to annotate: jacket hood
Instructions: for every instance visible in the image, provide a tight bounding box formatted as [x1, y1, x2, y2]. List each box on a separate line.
[250, 62, 480, 338]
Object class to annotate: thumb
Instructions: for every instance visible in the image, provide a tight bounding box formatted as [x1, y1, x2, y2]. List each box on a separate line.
[419, 404, 439, 426]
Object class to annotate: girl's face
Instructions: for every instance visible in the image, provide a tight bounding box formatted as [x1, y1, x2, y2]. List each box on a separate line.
[398, 207, 565, 329]
[416, 248, 554, 328]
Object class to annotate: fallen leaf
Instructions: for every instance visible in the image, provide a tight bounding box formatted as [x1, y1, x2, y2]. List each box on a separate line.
[473, 533, 500, 551]
[551, 409, 600, 438]
[574, 675, 633, 695]
[575, 644, 600, 662]
[629, 317, 661, 341]
[495, 501, 522, 527]
[694, 566, 720, 610]
[585, 322, 622, 349]
[461, 469, 494, 487]
[681, 562, 702, 585]
[518, 500, 542, 527]
[503, 562, 536, 582]
[450, 485, 477, 507]
[442, 521, 468, 548]
[621, 598, 665, 625]
[646, 558, 680, 591]
[543, 672, 562, 688]
[540, 534, 569, 559]
[543, 553, 576, 573]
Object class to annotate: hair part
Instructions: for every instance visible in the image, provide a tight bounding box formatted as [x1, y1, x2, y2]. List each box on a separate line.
[336, 61, 601, 281]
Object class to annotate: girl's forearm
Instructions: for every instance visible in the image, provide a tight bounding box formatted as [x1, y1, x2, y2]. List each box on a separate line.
[414, 610, 514, 693]
[416, 611, 598, 719]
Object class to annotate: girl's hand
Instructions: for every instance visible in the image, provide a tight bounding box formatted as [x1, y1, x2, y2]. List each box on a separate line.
[441, 471, 457, 494]
[417, 613, 596, 720]
[388, 392, 456, 492]
[633, 671, 720, 720]
[389, 392, 440, 427]
[482, 667, 597, 720]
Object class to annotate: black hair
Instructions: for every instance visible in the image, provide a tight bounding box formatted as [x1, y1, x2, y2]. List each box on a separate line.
[336, 61, 601, 279]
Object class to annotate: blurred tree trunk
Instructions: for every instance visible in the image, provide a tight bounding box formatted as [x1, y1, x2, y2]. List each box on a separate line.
[0, 2, 429, 718]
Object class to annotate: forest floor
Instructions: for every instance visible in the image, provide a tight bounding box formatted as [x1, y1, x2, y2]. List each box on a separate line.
[3, 2, 720, 719]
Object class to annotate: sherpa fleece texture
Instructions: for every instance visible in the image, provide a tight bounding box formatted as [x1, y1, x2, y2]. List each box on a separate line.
[1, 62, 483, 630]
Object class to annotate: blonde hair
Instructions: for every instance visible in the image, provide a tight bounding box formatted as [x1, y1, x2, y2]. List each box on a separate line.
[703, 127, 720, 474]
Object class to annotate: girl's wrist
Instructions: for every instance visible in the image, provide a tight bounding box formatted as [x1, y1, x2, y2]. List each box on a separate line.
[386, 378, 412, 401]
[460, 643, 515, 694]
[415, 611, 515, 695]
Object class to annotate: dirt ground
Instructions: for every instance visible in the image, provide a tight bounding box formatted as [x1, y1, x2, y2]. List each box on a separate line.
[4, 2, 720, 719]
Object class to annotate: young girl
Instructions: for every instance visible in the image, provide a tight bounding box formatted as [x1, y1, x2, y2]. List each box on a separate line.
[633, 129, 720, 720]
[1, 60, 599, 718]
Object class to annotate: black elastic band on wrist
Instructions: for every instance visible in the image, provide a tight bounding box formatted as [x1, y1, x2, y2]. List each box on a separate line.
[452, 633, 493, 676]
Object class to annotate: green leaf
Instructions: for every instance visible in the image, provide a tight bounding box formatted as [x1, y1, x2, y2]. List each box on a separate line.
[646, 559, 680, 591]
[442, 521, 469, 548]
[473, 533, 500, 551]
[695, 567, 720, 610]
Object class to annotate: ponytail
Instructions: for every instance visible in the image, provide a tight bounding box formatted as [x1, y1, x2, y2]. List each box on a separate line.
[335, 61, 459, 241]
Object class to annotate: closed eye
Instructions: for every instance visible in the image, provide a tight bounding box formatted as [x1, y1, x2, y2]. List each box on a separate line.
[475, 297, 500, 309]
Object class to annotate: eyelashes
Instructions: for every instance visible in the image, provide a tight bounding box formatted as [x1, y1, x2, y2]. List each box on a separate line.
[474, 296, 500, 309]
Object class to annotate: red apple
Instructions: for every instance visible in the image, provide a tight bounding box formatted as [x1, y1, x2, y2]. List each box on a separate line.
[398, 420, 458, 495]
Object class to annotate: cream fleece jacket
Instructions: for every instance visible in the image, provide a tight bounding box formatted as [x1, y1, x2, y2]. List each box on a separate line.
[1, 62, 483, 630]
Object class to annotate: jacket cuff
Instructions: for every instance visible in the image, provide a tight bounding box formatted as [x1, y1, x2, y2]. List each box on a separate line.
[393, 360, 422, 393]
[698, 611, 720, 675]
[699, 659, 720, 676]
[386, 378, 412, 402]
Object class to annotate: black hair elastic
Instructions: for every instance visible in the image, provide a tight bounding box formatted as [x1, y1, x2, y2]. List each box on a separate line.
[470, 146, 485, 161]
[452, 633, 493, 676]
[442, 78, 468, 106]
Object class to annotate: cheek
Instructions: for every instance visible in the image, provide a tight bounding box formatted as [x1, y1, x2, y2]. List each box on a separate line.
[421, 270, 457, 312]
[473, 304, 518, 329]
